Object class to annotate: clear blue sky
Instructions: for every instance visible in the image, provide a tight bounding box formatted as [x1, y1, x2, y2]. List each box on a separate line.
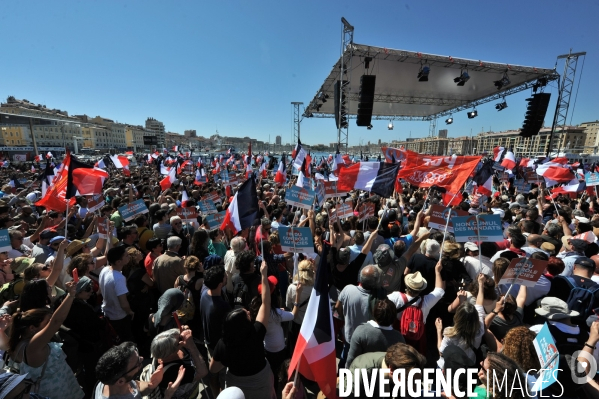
[2, 0, 598, 146]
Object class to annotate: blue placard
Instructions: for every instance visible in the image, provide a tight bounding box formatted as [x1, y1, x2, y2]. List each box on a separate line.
[198, 200, 217, 215]
[452, 214, 503, 242]
[0, 230, 9, 252]
[204, 211, 227, 230]
[532, 323, 559, 392]
[514, 179, 532, 193]
[278, 226, 314, 253]
[118, 199, 149, 222]
[585, 172, 599, 187]
[285, 185, 315, 210]
[315, 182, 325, 206]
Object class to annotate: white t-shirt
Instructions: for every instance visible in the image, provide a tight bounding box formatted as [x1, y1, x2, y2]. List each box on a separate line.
[99, 267, 129, 320]
[387, 287, 445, 322]
[264, 308, 294, 352]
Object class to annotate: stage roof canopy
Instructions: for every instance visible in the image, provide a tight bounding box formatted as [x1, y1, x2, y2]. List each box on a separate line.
[305, 43, 559, 121]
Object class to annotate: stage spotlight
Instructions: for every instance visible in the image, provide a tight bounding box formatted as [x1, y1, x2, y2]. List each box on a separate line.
[454, 70, 470, 86]
[494, 73, 510, 90]
[321, 94, 328, 103]
[367, 124, 373, 130]
[364, 57, 372, 69]
[467, 110, 478, 119]
[445, 117, 453, 125]
[495, 101, 508, 111]
[417, 65, 430, 82]
[388, 121, 394, 130]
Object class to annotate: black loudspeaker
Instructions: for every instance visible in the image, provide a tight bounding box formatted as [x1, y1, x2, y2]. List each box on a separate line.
[520, 93, 551, 137]
[356, 75, 376, 127]
[334, 80, 348, 129]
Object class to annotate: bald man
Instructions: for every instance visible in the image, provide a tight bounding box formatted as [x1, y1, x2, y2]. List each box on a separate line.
[335, 265, 382, 368]
[522, 234, 549, 258]
[591, 255, 599, 284]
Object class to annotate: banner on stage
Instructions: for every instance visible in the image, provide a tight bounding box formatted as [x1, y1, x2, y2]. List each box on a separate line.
[278, 226, 314, 253]
[452, 214, 503, 242]
[428, 205, 468, 233]
[118, 199, 149, 222]
[285, 186, 315, 210]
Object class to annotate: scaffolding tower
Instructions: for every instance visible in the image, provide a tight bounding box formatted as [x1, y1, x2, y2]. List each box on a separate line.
[291, 102, 303, 144]
[337, 17, 354, 153]
[548, 49, 586, 156]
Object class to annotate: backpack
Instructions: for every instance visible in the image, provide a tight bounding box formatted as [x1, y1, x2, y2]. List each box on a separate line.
[0, 278, 25, 303]
[399, 293, 425, 341]
[564, 276, 599, 325]
[231, 274, 259, 310]
[175, 276, 196, 324]
[140, 360, 177, 399]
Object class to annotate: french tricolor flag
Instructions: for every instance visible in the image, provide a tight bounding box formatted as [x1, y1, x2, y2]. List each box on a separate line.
[337, 162, 400, 198]
[220, 177, 259, 234]
[536, 160, 575, 186]
[172, 145, 178, 152]
[473, 161, 494, 196]
[194, 168, 207, 185]
[493, 146, 505, 162]
[274, 157, 287, 186]
[160, 167, 177, 191]
[500, 150, 516, 171]
[259, 161, 267, 178]
[288, 243, 337, 399]
[181, 189, 190, 207]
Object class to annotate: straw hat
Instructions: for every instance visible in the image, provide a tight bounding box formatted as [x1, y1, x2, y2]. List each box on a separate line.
[405, 271, 427, 292]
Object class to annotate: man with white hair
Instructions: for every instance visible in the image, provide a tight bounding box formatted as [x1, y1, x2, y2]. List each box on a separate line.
[224, 236, 247, 292]
[167, 215, 189, 257]
[152, 236, 185, 295]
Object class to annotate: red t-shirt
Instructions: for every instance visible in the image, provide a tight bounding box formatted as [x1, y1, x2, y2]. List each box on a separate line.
[144, 252, 158, 278]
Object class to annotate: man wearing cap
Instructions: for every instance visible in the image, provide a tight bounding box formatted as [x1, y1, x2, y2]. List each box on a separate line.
[31, 228, 59, 264]
[557, 238, 588, 276]
[548, 257, 599, 324]
[387, 261, 444, 353]
[529, 297, 590, 353]
[460, 242, 493, 280]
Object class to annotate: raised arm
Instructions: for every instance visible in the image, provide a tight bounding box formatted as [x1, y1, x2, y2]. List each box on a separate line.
[27, 281, 76, 367]
[362, 230, 378, 254]
[255, 260, 271, 326]
[476, 273, 485, 306]
[47, 239, 69, 287]
[516, 285, 527, 309]
[409, 210, 424, 237]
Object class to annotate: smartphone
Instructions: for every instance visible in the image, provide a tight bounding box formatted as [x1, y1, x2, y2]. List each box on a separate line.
[172, 311, 182, 331]
[72, 268, 79, 283]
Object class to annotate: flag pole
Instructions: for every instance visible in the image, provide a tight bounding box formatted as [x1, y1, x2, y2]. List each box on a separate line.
[65, 201, 69, 237]
[475, 214, 482, 274]
[438, 207, 455, 259]
[504, 258, 528, 298]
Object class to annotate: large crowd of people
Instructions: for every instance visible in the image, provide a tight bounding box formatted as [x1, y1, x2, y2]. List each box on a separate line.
[0, 153, 596, 399]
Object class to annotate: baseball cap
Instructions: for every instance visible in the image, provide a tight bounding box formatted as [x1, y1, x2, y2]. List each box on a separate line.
[49, 236, 66, 244]
[40, 229, 59, 240]
[258, 276, 278, 295]
[464, 242, 479, 252]
[12, 257, 33, 274]
[574, 257, 596, 270]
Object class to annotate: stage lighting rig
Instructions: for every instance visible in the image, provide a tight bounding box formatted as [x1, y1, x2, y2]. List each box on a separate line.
[454, 69, 470, 86]
[532, 77, 549, 93]
[367, 124, 373, 130]
[364, 57, 373, 69]
[445, 116, 453, 125]
[494, 72, 510, 90]
[388, 121, 394, 130]
[417, 64, 430, 82]
[467, 110, 478, 119]
[495, 99, 508, 111]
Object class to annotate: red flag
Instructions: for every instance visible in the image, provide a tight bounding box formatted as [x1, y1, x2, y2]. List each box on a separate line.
[398, 156, 481, 194]
[443, 192, 462, 206]
[35, 153, 76, 212]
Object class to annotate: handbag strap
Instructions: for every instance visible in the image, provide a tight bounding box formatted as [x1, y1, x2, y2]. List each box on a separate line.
[396, 293, 420, 313]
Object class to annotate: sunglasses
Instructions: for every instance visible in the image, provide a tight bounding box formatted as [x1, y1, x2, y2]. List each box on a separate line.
[118, 350, 143, 379]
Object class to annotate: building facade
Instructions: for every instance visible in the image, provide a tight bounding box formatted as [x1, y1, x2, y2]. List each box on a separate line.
[581, 121, 599, 153]
[146, 118, 165, 148]
[275, 135, 282, 145]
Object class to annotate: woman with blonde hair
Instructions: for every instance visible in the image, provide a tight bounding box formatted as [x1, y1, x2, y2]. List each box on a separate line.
[286, 259, 315, 353]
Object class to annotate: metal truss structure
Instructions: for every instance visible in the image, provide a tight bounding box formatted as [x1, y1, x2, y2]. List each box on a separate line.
[548, 50, 587, 156]
[306, 77, 558, 122]
[336, 18, 354, 152]
[291, 102, 303, 143]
